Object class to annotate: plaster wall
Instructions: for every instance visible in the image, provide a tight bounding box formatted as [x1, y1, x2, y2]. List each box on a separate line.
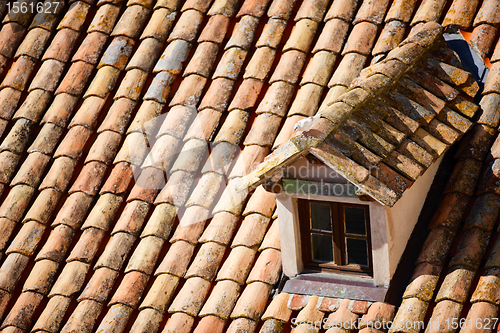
[384, 155, 444, 276]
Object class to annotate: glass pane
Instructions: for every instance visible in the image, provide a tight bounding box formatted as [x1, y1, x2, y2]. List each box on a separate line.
[311, 234, 334, 262]
[310, 203, 332, 231]
[344, 207, 366, 235]
[346, 238, 369, 266]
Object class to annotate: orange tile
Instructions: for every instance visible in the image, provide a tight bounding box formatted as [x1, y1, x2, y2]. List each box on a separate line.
[72, 31, 108, 64]
[169, 276, 211, 316]
[442, 0, 480, 29]
[49, 261, 89, 298]
[0, 217, 16, 252]
[0, 184, 35, 222]
[262, 292, 292, 321]
[109, 271, 149, 308]
[42, 28, 79, 62]
[269, 50, 307, 84]
[267, 0, 296, 20]
[57, 1, 90, 31]
[198, 14, 230, 44]
[0, 23, 27, 58]
[141, 7, 178, 42]
[95, 304, 134, 332]
[460, 302, 499, 333]
[100, 162, 134, 195]
[41, 94, 79, 127]
[162, 312, 195, 333]
[78, 266, 118, 303]
[385, 0, 419, 23]
[6, 220, 45, 256]
[95, 231, 136, 271]
[112, 199, 151, 236]
[199, 78, 234, 111]
[67, 227, 105, 263]
[231, 281, 272, 320]
[52, 192, 93, 229]
[140, 273, 179, 312]
[168, 9, 204, 43]
[98, 98, 135, 135]
[127, 167, 165, 203]
[36, 224, 75, 263]
[1, 56, 36, 91]
[1, 291, 44, 330]
[15, 27, 51, 60]
[193, 315, 226, 333]
[111, 5, 150, 39]
[216, 246, 256, 284]
[31, 295, 71, 333]
[199, 280, 241, 319]
[81, 193, 123, 231]
[126, 236, 165, 275]
[129, 308, 163, 333]
[60, 299, 103, 333]
[237, 0, 272, 18]
[88, 4, 121, 35]
[69, 161, 108, 196]
[156, 240, 195, 277]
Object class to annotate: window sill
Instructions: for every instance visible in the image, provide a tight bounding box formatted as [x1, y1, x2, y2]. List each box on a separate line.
[282, 272, 388, 302]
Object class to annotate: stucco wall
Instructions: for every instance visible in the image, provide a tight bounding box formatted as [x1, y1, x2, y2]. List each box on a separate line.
[384, 155, 444, 276]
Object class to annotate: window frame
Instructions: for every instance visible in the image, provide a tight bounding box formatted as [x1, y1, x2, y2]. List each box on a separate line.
[298, 199, 373, 276]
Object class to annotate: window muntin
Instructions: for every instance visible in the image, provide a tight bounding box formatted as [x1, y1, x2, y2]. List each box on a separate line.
[299, 199, 372, 274]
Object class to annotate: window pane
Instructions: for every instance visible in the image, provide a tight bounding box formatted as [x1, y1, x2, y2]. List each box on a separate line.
[310, 203, 332, 231]
[344, 207, 366, 235]
[311, 234, 334, 262]
[346, 238, 369, 266]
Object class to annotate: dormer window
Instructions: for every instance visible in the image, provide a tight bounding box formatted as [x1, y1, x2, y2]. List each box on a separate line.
[299, 200, 372, 275]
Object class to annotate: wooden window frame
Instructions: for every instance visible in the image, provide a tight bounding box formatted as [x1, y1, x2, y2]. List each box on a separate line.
[298, 199, 373, 276]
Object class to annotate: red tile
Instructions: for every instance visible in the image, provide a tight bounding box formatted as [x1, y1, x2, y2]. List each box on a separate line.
[342, 22, 379, 56]
[288, 294, 309, 311]
[109, 271, 149, 308]
[237, 0, 272, 18]
[42, 28, 79, 62]
[198, 14, 230, 44]
[56, 61, 95, 96]
[198, 78, 234, 111]
[52, 192, 93, 229]
[35, 224, 75, 263]
[100, 162, 134, 195]
[78, 267, 118, 303]
[127, 167, 165, 203]
[182, 0, 212, 13]
[111, 200, 151, 236]
[72, 31, 108, 64]
[67, 227, 105, 263]
[41, 94, 78, 127]
[0, 22, 26, 58]
[68, 161, 108, 196]
[269, 50, 307, 84]
[168, 9, 204, 43]
[169, 276, 211, 316]
[185, 241, 226, 281]
[1, 291, 43, 330]
[295, 0, 329, 22]
[1, 56, 36, 91]
[267, 0, 296, 19]
[53, 126, 92, 160]
[85, 131, 122, 165]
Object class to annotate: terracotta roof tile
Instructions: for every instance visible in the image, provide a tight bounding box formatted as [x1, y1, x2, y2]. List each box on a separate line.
[168, 9, 204, 43]
[98, 36, 135, 70]
[449, 228, 491, 270]
[109, 270, 149, 307]
[213, 48, 247, 80]
[469, 24, 497, 58]
[29, 2, 64, 31]
[170, 208, 210, 243]
[198, 14, 230, 44]
[312, 19, 349, 55]
[461, 302, 499, 333]
[246, 248, 281, 284]
[416, 227, 454, 266]
[444, 159, 483, 196]
[98, 98, 135, 134]
[23, 188, 61, 225]
[0, 151, 19, 184]
[48, 260, 88, 298]
[287, 86, 322, 118]
[0, 185, 35, 222]
[0, 118, 34, 154]
[329, 53, 367, 87]
[442, 0, 480, 29]
[184, 42, 219, 78]
[111, 199, 150, 236]
[0, 218, 15, 253]
[199, 78, 234, 111]
[231, 281, 272, 320]
[474, 0, 500, 26]
[41, 94, 78, 127]
[0, 23, 26, 58]
[198, 279, 240, 319]
[269, 50, 307, 84]
[88, 4, 121, 34]
[256, 18, 286, 49]
[169, 276, 211, 316]
[10, 152, 50, 187]
[125, 236, 164, 274]
[98, 164, 133, 196]
[384, 0, 418, 22]
[0, 88, 22, 119]
[425, 300, 463, 333]
[60, 300, 103, 333]
[283, 19, 318, 54]
[78, 267, 118, 303]
[372, 20, 407, 56]
[53, 126, 92, 159]
[198, 211, 239, 245]
[129, 0, 155, 7]
[58, 1, 91, 31]
[294, 0, 329, 22]
[232, 213, 271, 248]
[1, 56, 36, 91]
[84, 65, 121, 98]
[14, 27, 51, 59]
[31, 295, 71, 333]
[155, 240, 194, 277]
[1, 291, 43, 330]
[181, 0, 212, 13]
[216, 246, 256, 284]
[353, 0, 390, 25]
[94, 231, 135, 270]
[139, 273, 179, 312]
[266, 0, 297, 20]
[141, 7, 177, 41]
[154, 0, 182, 10]
[244, 47, 276, 81]
[453, 124, 494, 161]
[68, 161, 107, 195]
[95, 304, 133, 332]
[67, 227, 105, 263]
[13, 89, 51, 122]
[342, 21, 378, 56]
[162, 312, 194, 333]
[470, 268, 500, 304]
[5, 220, 44, 256]
[111, 5, 150, 38]
[36, 224, 75, 263]
[50, 193, 91, 230]
[169, 74, 208, 106]
[428, 192, 470, 230]
[143, 71, 175, 103]
[114, 69, 148, 100]
[434, 266, 475, 303]
[225, 15, 259, 51]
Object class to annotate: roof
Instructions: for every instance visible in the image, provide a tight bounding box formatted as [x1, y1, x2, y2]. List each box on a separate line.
[240, 21, 481, 206]
[0, 0, 499, 333]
